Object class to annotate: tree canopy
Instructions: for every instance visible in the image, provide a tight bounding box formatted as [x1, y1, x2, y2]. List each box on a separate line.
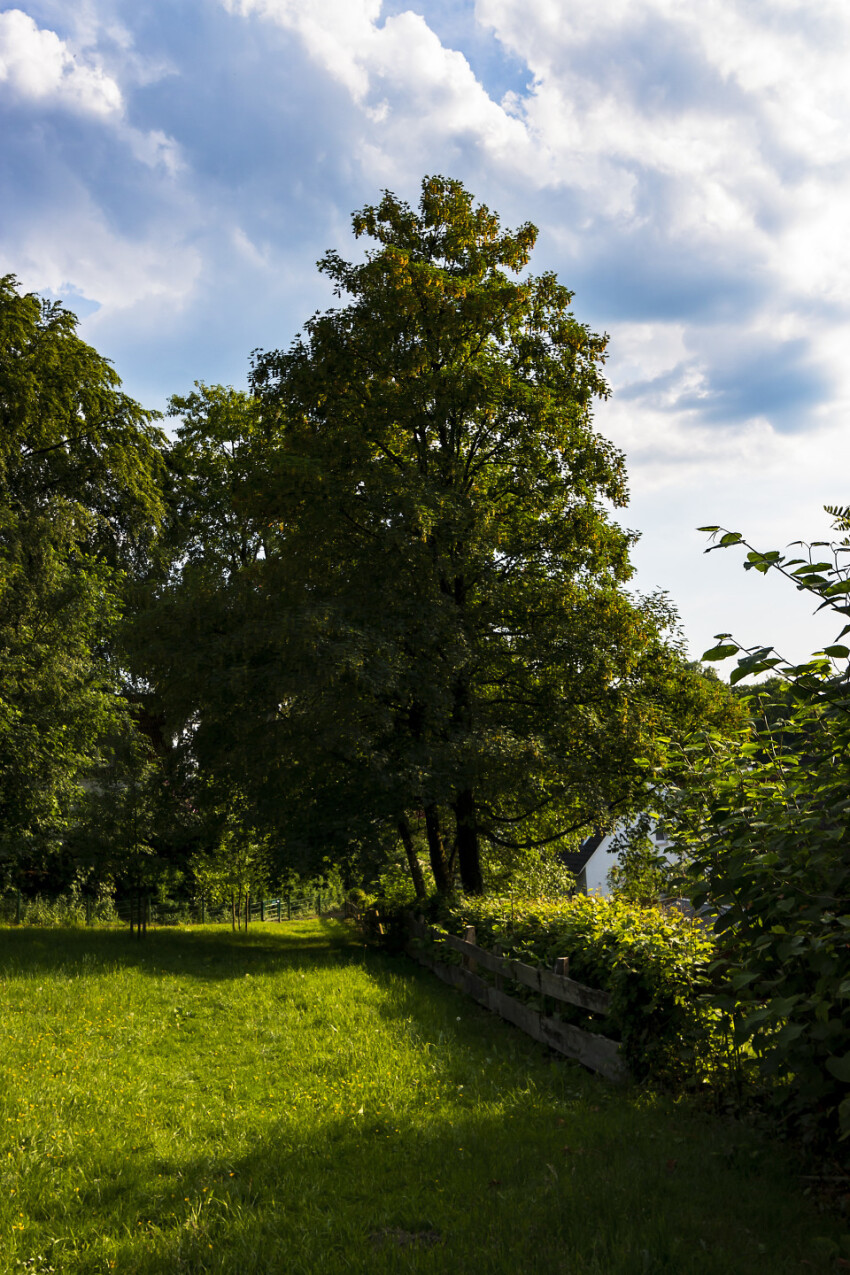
[137, 177, 728, 895]
[0, 275, 167, 884]
[1, 184, 736, 907]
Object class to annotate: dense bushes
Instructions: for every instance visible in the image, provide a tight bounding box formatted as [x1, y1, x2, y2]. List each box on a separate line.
[659, 521, 850, 1150]
[406, 893, 721, 1086]
[0, 882, 118, 927]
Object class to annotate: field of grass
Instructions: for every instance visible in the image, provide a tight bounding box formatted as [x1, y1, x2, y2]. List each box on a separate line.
[0, 919, 845, 1274]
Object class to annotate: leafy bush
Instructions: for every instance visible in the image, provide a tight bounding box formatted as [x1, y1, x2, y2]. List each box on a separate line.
[606, 813, 677, 904]
[658, 523, 850, 1148]
[0, 880, 118, 927]
[412, 892, 720, 1086]
[375, 860, 420, 909]
[483, 847, 576, 901]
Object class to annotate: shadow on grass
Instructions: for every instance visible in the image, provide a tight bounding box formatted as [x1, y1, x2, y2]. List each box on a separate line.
[40, 1064, 838, 1275]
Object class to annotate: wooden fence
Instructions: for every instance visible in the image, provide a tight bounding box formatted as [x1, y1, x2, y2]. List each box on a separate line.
[404, 913, 626, 1082]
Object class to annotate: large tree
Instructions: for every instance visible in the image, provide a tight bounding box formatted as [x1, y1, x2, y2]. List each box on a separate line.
[0, 275, 166, 882]
[240, 177, 710, 892]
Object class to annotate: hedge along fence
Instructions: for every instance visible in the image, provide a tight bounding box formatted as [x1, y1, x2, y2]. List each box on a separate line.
[0, 889, 119, 927]
[406, 912, 626, 1081]
[406, 895, 723, 1088]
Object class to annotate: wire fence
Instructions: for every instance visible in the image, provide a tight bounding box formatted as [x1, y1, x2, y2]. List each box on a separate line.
[0, 885, 346, 929]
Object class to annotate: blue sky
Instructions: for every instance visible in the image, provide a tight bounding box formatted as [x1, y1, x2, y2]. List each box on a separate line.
[3, 0, 850, 661]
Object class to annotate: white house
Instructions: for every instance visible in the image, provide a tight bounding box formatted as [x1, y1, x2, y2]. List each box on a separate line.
[561, 820, 673, 895]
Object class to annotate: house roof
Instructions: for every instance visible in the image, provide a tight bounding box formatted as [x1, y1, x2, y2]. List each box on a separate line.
[558, 830, 606, 874]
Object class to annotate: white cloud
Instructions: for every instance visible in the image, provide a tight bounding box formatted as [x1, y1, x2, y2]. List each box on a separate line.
[222, 0, 379, 99]
[477, 0, 850, 278]
[220, 0, 528, 179]
[125, 126, 183, 175]
[0, 7, 122, 115]
[0, 7, 181, 173]
[0, 197, 202, 314]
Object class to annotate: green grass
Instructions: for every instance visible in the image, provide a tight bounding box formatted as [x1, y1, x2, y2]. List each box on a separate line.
[0, 920, 844, 1274]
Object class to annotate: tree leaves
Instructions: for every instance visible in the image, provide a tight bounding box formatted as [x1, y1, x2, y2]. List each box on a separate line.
[662, 511, 850, 1147]
[0, 276, 168, 877]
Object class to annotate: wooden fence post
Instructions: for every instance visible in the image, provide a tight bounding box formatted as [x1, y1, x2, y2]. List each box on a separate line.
[493, 943, 504, 991]
[463, 926, 477, 974]
[548, 958, 569, 1017]
[260, 898, 265, 922]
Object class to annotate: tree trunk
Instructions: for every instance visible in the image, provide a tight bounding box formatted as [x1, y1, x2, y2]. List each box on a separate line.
[424, 803, 451, 893]
[398, 817, 427, 898]
[231, 892, 236, 931]
[453, 788, 483, 895]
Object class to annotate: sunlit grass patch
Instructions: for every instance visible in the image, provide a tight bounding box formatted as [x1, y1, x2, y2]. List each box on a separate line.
[0, 920, 844, 1273]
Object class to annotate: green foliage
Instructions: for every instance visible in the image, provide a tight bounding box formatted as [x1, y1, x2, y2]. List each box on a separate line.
[483, 843, 577, 900]
[663, 518, 850, 1145]
[607, 814, 677, 904]
[0, 275, 167, 873]
[0, 877, 118, 926]
[71, 725, 164, 886]
[126, 384, 277, 835]
[375, 859, 420, 909]
[434, 893, 719, 1085]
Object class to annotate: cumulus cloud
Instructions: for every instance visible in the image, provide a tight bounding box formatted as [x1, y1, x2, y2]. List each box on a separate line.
[1, 194, 202, 314]
[0, 8, 122, 115]
[220, 0, 528, 178]
[435, 0, 850, 481]
[0, 1, 190, 339]
[0, 7, 181, 172]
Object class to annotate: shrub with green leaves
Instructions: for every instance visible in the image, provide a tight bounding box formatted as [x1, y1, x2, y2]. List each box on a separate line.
[0, 879, 118, 927]
[660, 515, 850, 1148]
[423, 892, 719, 1086]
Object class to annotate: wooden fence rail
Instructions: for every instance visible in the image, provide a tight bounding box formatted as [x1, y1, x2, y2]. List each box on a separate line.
[403, 913, 626, 1082]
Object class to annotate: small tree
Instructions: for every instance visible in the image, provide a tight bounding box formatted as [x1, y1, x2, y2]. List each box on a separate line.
[606, 815, 676, 905]
[192, 819, 270, 930]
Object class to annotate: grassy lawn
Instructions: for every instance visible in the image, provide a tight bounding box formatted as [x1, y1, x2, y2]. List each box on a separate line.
[0, 920, 844, 1274]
